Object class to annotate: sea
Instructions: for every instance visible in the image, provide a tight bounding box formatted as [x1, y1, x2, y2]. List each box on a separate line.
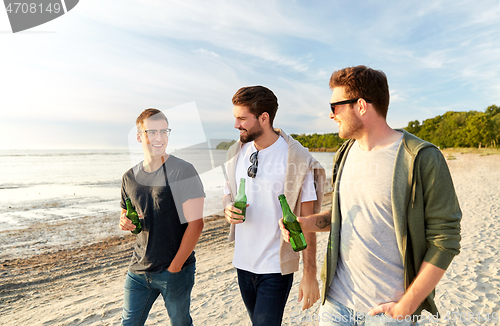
[0, 149, 335, 232]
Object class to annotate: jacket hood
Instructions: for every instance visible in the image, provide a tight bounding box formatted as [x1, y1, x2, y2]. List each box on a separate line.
[397, 129, 436, 157]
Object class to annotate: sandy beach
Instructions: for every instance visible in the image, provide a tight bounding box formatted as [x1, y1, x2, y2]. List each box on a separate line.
[1, 152, 499, 325]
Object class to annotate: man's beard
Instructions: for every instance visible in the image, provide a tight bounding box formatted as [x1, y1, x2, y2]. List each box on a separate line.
[240, 125, 264, 143]
[338, 108, 363, 139]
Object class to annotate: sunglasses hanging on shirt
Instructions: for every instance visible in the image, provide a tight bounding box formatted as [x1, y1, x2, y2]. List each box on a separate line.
[247, 151, 259, 178]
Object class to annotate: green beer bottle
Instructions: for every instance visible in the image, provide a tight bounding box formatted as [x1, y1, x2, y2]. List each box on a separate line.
[233, 178, 247, 221]
[278, 194, 307, 252]
[125, 197, 142, 234]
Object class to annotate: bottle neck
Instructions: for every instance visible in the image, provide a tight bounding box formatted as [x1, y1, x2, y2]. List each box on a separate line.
[237, 179, 246, 196]
[278, 195, 291, 213]
[126, 199, 133, 211]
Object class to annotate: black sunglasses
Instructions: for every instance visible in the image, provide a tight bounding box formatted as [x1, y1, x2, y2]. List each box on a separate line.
[330, 98, 372, 114]
[247, 151, 259, 178]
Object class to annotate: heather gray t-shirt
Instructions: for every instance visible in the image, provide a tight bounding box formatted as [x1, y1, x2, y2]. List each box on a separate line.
[329, 134, 404, 312]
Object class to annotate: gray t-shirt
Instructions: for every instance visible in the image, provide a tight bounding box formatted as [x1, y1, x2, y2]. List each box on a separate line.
[121, 155, 205, 274]
[329, 134, 404, 312]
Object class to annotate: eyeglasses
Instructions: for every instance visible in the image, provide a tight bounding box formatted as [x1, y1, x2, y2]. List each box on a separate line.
[330, 98, 372, 114]
[140, 129, 171, 138]
[247, 151, 259, 178]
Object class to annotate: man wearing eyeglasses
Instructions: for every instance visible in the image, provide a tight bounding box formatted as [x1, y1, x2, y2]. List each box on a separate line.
[119, 108, 205, 326]
[223, 86, 326, 325]
[280, 66, 461, 325]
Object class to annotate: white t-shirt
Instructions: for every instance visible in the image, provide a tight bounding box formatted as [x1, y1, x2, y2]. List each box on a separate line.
[224, 136, 317, 273]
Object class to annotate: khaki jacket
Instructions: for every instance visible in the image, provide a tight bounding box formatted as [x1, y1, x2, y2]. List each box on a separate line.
[320, 130, 461, 316]
[226, 129, 326, 274]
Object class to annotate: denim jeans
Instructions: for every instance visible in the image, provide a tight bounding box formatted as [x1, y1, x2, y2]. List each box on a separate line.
[319, 295, 417, 326]
[237, 269, 294, 326]
[121, 263, 195, 326]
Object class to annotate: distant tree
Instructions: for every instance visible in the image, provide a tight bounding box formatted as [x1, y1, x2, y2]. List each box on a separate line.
[291, 133, 343, 151]
[486, 104, 500, 116]
[405, 120, 421, 134]
[216, 140, 236, 150]
[463, 113, 495, 147]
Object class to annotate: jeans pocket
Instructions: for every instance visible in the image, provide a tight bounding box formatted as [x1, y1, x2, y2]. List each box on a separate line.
[124, 271, 147, 288]
[161, 264, 195, 296]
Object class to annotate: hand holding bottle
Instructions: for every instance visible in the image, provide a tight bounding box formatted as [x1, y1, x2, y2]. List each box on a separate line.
[278, 218, 290, 242]
[279, 216, 309, 242]
[224, 202, 249, 224]
[123, 197, 142, 234]
[224, 178, 249, 224]
[120, 210, 142, 231]
[278, 194, 307, 252]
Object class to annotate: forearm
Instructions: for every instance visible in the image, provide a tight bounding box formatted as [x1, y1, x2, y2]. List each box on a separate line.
[300, 201, 316, 276]
[368, 261, 447, 318]
[169, 197, 204, 270]
[169, 219, 204, 270]
[302, 232, 317, 276]
[300, 210, 331, 233]
[398, 261, 446, 315]
[297, 201, 320, 309]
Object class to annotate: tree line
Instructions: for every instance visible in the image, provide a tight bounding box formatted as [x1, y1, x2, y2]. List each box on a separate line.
[405, 105, 499, 148]
[290, 133, 343, 152]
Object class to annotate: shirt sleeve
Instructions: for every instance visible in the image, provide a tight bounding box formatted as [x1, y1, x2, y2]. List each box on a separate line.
[168, 161, 206, 224]
[300, 170, 317, 203]
[177, 163, 206, 204]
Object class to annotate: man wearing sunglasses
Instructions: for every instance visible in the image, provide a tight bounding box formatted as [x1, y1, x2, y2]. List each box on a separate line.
[281, 66, 461, 325]
[119, 108, 205, 326]
[223, 86, 326, 325]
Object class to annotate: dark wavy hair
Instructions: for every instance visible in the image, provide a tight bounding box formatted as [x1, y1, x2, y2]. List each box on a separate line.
[330, 65, 390, 118]
[232, 86, 279, 126]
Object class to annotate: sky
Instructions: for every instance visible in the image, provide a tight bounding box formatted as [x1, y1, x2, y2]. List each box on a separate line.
[1, 0, 499, 149]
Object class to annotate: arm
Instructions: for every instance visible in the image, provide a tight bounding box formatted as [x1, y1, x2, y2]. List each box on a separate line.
[298, 201, 320, 310]
[167, 197, 205, 273]
[420, 148, 461, 269]
[369, 148, 460, 318]
[368, 261, 446, 319]
[279, 210, 331, 242]
[223, 194, 246, 225]
[301, 210, 332, 232]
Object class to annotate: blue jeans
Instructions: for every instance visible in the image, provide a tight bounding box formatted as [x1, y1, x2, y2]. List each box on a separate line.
[319, 295, 417, 326]
[121, 263, 195, 326]
[237, 269, 294, 326]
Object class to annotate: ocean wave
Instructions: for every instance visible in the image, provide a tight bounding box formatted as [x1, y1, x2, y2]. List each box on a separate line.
[0, 180, 121, 189]
[0, 149, 225, 158]
[0, 152, 128, 158]
[0, 197, 119, 212]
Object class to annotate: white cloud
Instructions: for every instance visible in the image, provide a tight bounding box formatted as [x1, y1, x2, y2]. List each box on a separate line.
[1, 0, 500, 148]
[193, 48, 220, 58]
[390, 89, 406, 104]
